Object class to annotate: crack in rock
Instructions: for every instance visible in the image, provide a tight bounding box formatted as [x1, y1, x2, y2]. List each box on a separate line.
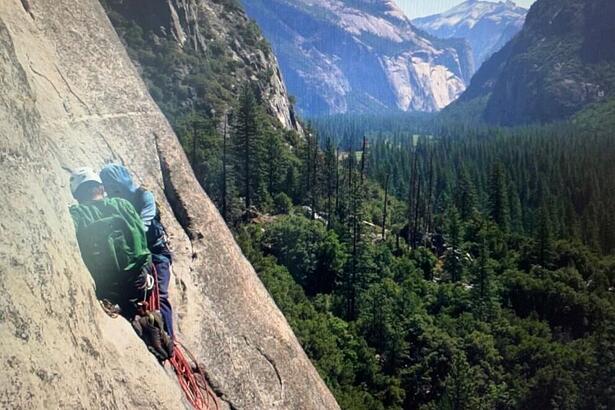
[29, 63, 62, 100]
[154, 132, 199, 269]
[242, 336, 284, 402]
[154, 132, 195, 243]
[20, 0, 34, 19]
[54, 64, 90, 112]
[28, 63, 90, 114]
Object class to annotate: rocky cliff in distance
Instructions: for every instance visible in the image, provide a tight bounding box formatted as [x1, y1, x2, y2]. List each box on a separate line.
[241, 0, 474, 117]
[0, 0, 338, 408]
[447, 0, 615, 126]
[102, 0, 300, 131]
[413, 0, 527, 72]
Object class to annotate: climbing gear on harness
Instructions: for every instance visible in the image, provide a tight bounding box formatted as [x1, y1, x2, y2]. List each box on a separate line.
[146, 273, 155, 291]
[139, 272, 155, 304]
[146, 266, 219, 410]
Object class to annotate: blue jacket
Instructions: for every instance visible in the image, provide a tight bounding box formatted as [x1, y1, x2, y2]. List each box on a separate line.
[100, 164, 156, 232]
[100, 164, 170, 260]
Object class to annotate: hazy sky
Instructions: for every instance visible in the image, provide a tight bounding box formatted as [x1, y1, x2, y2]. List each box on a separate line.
[398, 0, 537, 19]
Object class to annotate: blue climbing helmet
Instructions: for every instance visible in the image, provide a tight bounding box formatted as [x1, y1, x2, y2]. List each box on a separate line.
[100, 164, 138, 199]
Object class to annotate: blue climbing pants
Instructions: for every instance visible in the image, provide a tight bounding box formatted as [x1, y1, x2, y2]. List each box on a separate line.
[153, 254, 174, 338]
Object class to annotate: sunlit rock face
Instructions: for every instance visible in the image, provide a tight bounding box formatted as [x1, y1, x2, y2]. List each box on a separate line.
[413, 0, 527, 72]
[242, 0, 473, 116]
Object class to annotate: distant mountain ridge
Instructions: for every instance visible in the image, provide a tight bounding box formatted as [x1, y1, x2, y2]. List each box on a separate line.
[447, 0, 615, 126]
[413, 0, 527, 71]
[241, 0, 474, 116]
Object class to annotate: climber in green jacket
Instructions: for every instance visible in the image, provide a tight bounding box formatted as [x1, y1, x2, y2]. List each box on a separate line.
[69, 167, 174, 361]
[69, 167, 152, 317]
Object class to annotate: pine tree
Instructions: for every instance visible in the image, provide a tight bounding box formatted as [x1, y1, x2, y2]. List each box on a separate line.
[221, 110, 230, 221]
[311, 135, 321, 219]
[324, 138, 337, 228]
[338, 144, 375, 320]
[301, 127, 320, 219]
[424, 151, 435, 236]
[360, 136, 368, 185]
[263, 130, 285, 197]
[470, 241, 498, 321]
[488, 162, 510, 231]
[232, 83, 262, 212]
[454, 166, 477, 220]
[440, 352, 478, 410]
[382, 173, 390, 240]
[509, 184, 523, 234]
[347, 148, 360, 319]
[444, 207, 464, 283]
[535, 205, 554, 266]
[407, 148, 419, 247]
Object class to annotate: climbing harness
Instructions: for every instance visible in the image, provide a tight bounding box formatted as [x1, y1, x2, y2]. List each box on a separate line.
[146, 266, 219, 410]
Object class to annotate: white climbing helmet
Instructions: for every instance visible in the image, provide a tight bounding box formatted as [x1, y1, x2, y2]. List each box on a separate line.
[70, 167, 102, 196]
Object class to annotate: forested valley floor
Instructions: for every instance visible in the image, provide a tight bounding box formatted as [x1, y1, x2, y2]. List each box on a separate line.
[184, 91, 615, 409]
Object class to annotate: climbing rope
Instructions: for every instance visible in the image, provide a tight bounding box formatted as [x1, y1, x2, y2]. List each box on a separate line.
[147, 266, 219, 410]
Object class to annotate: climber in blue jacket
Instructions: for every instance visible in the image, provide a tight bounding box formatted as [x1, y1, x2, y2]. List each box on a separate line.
[100, 164, 175, 338]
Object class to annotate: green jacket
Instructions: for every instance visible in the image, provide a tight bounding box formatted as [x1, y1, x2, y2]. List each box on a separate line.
[70, 198, 151, 292]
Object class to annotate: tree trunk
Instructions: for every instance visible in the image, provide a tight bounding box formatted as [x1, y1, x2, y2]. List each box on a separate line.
[413, 176, 422, 248]
[360, 137, 367, 185]
[244, 116, 251, 211]
[407, 150, 418, 247]
[382, 173, 389, 240]
[222, 113, 228, 221]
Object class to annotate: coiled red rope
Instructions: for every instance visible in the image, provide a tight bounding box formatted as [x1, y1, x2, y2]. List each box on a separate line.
[147, 266, 219, 410]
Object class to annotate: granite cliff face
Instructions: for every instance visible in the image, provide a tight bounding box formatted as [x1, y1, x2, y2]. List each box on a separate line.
[413, 0, 527, 71]
[449, 0, 615, 125]
[102, 0, 300, 131]
[241, 0, 473, 116]
[0, 0, 337, 408]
